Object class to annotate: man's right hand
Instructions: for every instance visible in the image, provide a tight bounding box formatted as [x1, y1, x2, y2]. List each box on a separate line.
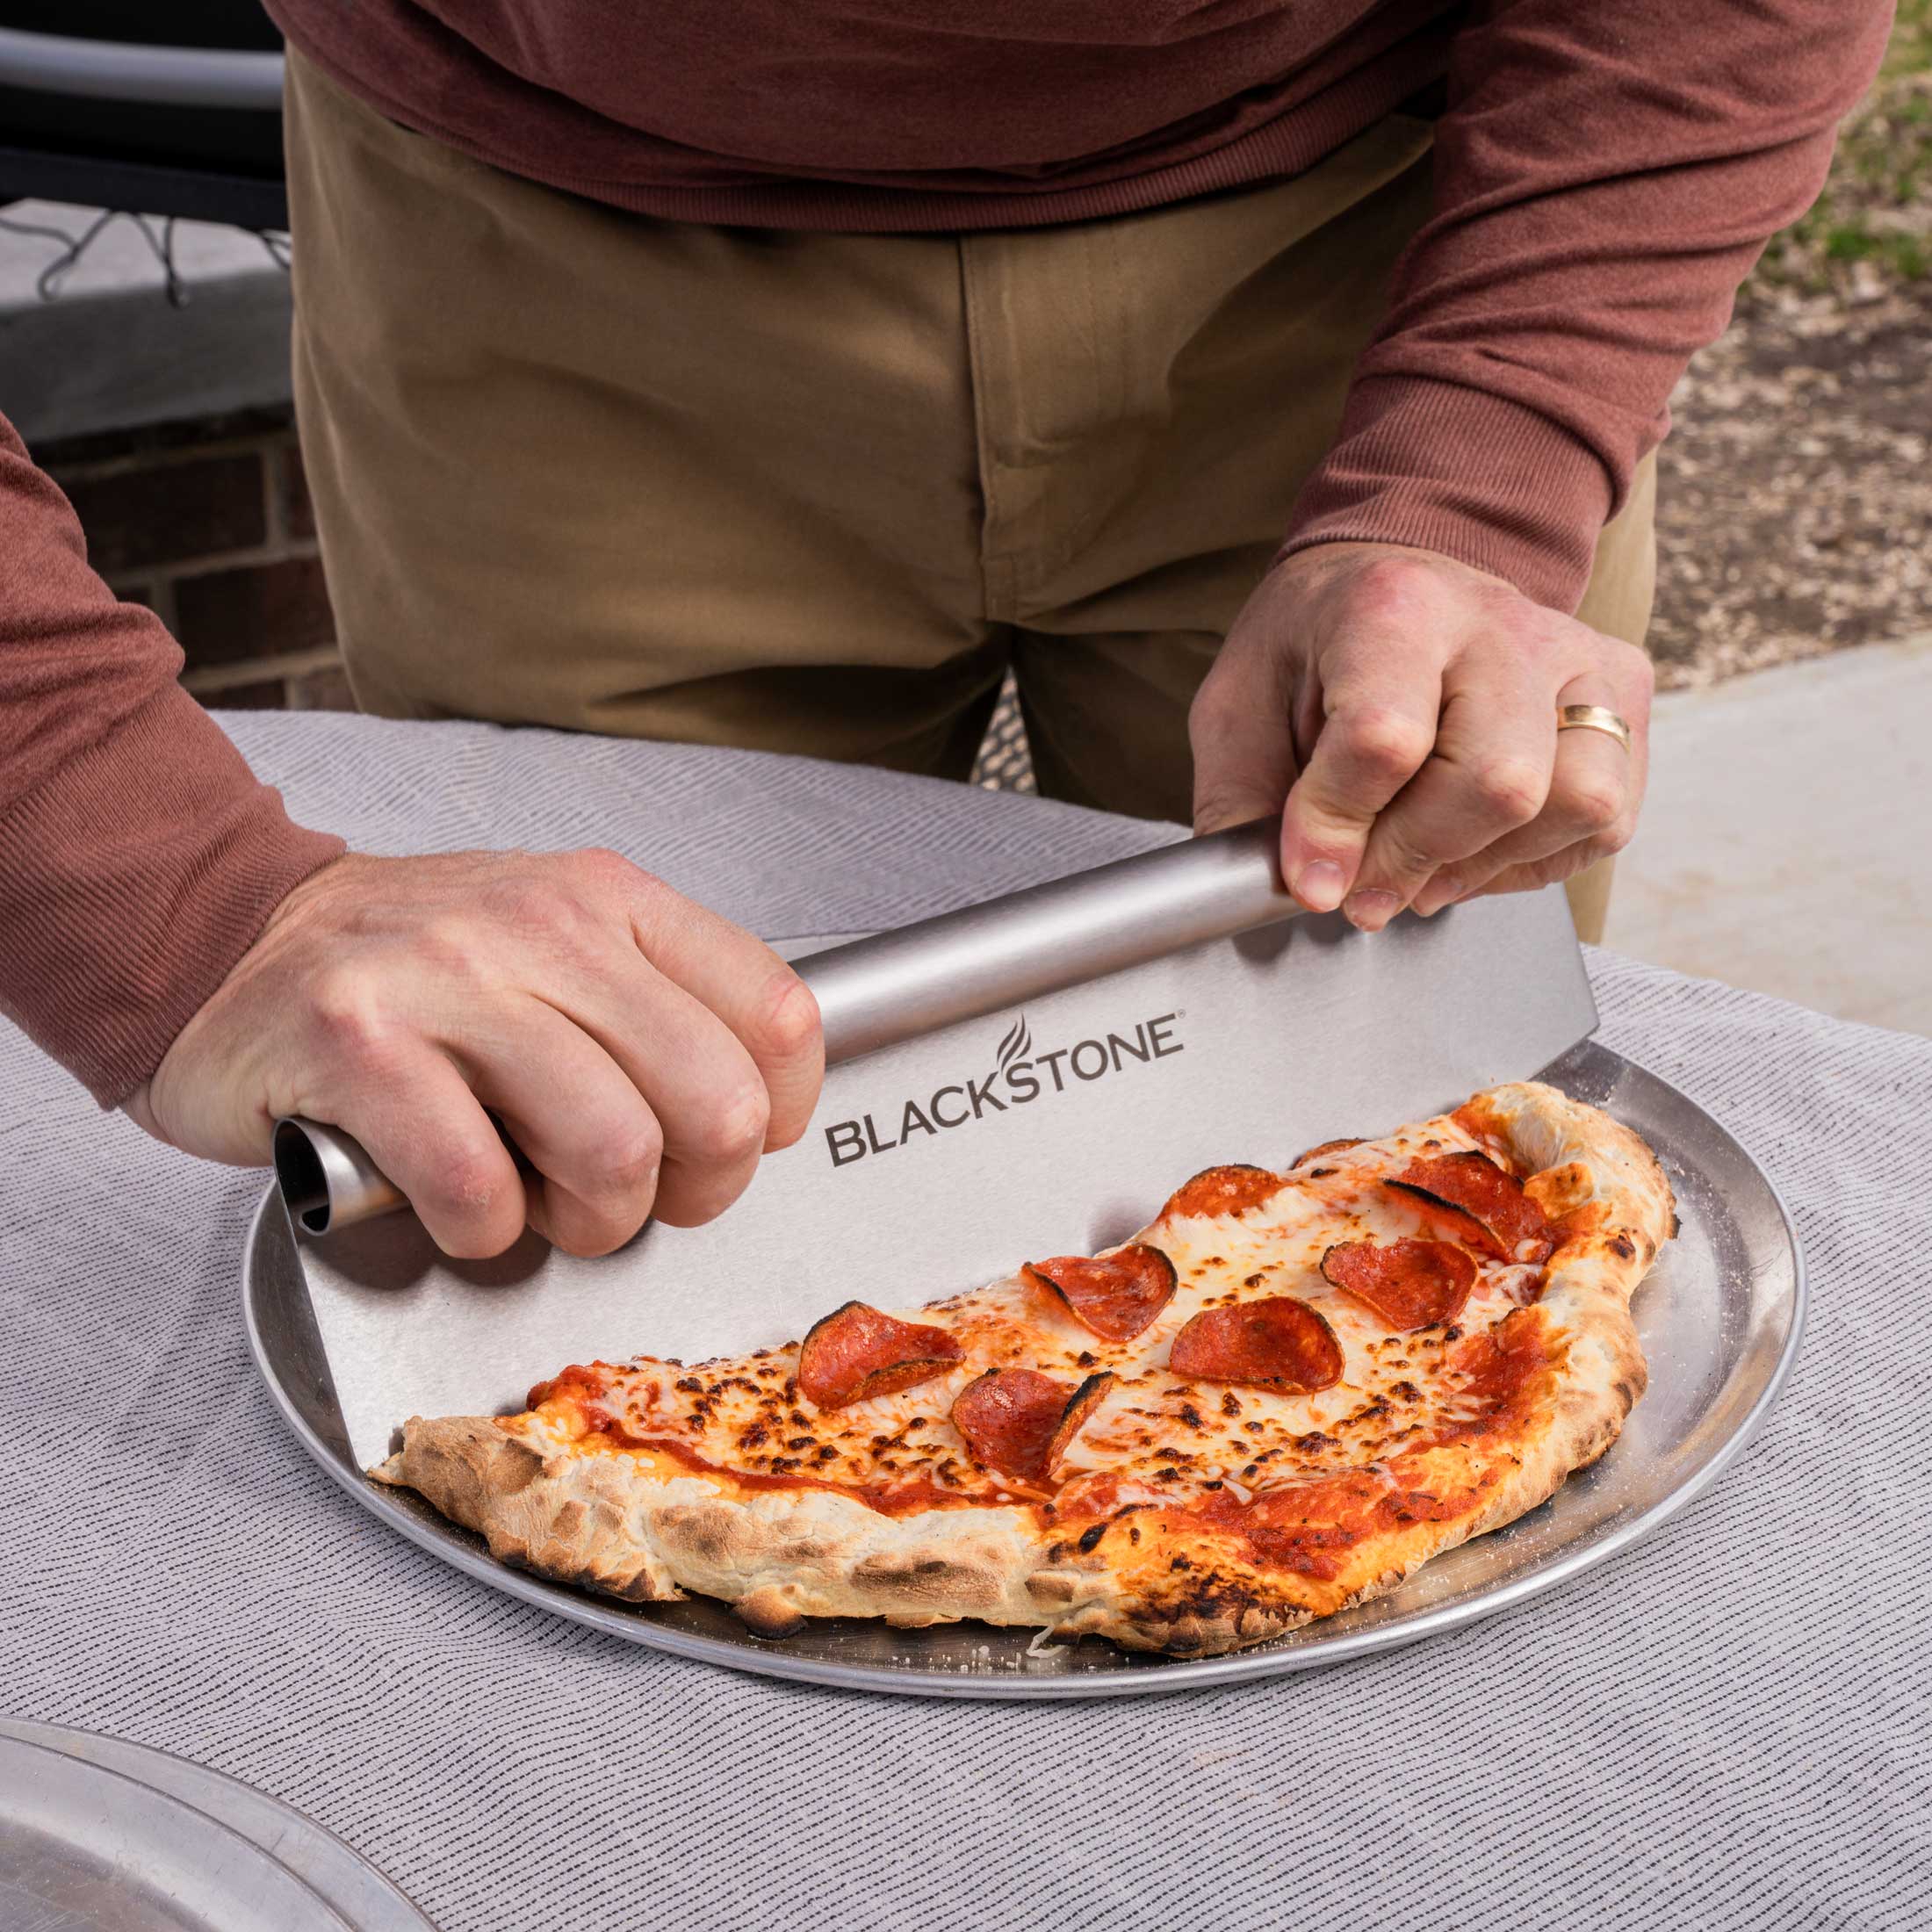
[122, 849, 824, 1259]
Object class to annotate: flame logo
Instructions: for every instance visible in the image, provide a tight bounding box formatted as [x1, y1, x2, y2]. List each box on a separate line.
[993, 1013, 1032, 1072]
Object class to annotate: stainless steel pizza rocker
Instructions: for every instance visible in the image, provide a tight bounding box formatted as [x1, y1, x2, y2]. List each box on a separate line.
[245, 812, 1803, 1697]
[271, 813, 1596, 1239]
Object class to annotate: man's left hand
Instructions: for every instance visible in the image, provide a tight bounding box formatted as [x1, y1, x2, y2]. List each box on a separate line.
[1189, 542, 1653, 928]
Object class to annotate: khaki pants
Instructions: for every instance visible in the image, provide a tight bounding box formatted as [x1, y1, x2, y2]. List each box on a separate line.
[285, 50, 1653, 941]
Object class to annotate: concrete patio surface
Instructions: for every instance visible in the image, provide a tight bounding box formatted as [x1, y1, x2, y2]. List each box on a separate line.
[1608, 635, 1931, 1037]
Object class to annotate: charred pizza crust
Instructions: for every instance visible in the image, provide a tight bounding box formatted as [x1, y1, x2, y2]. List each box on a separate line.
[375, 1082, 1673, 1654]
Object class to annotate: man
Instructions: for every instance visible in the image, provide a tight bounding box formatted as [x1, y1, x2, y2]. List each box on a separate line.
[0, 1, 1887, 1260]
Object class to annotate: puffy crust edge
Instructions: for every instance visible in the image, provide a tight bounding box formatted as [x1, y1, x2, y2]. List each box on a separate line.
[1465, 1075, 1671, 1451]
[374, 1420, 1128, 1636]
[373, 1080, 1674, 1656]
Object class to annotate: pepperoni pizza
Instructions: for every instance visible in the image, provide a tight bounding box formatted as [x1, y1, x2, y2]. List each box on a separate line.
[377, 1080, 1674, 1655]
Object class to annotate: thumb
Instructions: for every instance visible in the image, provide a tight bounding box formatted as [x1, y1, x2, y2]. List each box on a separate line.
[1190, 657, 1300, 836]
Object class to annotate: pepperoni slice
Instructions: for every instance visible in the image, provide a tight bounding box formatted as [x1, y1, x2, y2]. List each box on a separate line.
[1168, 1297, 1343, 1394]
[950, 1368, 1071, 1487]
[1159, 1164, 1284, 1221]
[1382, 1184, 1509, 1259]
[796, 1301, 963, 1410]
[1388, 1151, 1555, 1263]
[1289, 1137, 1366, 1170]
[1025, 1244, 1177, 1342]
[1320, 1238, 1477, 1330]
[1045, 1372, 1118, 1479]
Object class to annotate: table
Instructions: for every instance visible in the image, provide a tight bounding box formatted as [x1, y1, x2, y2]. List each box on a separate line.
[3, 710, 1926, 1931]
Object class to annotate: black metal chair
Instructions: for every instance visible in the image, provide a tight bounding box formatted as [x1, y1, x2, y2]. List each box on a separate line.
[0, 2, 286, 230]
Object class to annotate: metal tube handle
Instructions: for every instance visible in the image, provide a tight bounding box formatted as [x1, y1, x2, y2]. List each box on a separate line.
[273, 1118, 404, 1237]
[275, 813, 1297, 1236]
[797, 813, 1295, 1062]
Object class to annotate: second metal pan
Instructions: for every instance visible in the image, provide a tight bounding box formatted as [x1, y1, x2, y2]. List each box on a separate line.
[0, 1734, 354, 1932]
[0, 1719, 433, 1932]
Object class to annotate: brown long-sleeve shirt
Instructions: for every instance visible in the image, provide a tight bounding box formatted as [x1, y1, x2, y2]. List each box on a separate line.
[0, 0, 1891, 1104]
[0, 422, 344, 1101]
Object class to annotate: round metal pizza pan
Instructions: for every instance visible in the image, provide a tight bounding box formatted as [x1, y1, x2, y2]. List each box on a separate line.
[0, 1720, 434, 1931]
[0, 1732, 357, 1932]
[245, 1034, 1803, 1701]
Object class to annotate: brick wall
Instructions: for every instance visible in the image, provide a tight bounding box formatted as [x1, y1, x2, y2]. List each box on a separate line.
[40, 405, 356, 713]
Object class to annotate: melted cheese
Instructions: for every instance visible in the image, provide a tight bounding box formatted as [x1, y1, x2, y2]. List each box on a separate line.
[545, 1119, 1546, 1512]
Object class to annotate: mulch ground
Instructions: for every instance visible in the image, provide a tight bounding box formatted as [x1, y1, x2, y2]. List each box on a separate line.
[1653, 231, 1931, 686]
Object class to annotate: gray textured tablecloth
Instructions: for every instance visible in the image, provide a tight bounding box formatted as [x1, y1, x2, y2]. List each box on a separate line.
[4, 711, 1928, 1931]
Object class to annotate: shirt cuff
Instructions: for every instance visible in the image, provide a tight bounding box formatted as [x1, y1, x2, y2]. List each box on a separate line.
[0, 683, 346, 1106]
[1280, 375, 1618, 614]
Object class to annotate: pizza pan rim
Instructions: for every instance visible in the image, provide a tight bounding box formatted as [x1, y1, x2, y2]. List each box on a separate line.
[0, 1732, 360, 1932]
[242, 1037, 1805, 1701]
[0, 1719, 436, 1932]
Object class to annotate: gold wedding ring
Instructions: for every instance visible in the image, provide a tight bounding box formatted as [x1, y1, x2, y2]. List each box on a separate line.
[1557, 703, 1633, 753]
